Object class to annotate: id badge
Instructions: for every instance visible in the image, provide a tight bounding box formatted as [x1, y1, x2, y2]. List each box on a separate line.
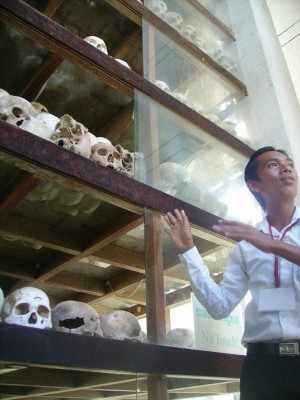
[258, 287, 296, 312]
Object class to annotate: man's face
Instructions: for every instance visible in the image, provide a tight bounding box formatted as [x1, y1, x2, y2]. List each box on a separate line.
[248, 151, 298, 205]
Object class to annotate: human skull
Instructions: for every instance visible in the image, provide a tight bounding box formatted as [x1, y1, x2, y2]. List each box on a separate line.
[179, 24, 198, 43]
[220, 58, 237, 73]
[84, 36, 108, 55]
[0, 88, 9, 97]
[165, 11, 183, 32]
[90, 142, 122, 170]
[155, 80, 171, 94]
[115, 59, 131, 69]
[77, 195, 101, 214]
[51, 114, 92, 159]
[190, 102, 203, 114]
[221, 119, 237, 134]
[31, 101, 48, 114]
[100, 310, 143, 341]
[202, 113, 222, 127]
[151, 0, 168, 20]
[115, 144, 134, 177]
[166, 328, 195, 349]
[35, 111, 60, 134]
[52, 300, 102, 336]
[171, 91, 189, 106]
[133, 151, 146, 181]
[89, 133, 111, 147]
[0, 95, 52, 140]
[195, 37, 207, 52]
[1, 287, 52, 329]
[57, 187, 85, 206]
[159, 162, 189, 196]
[26, 180, 59, 202]
[207, 46, 223, 62]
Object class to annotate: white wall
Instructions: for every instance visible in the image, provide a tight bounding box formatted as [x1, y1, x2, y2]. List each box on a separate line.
[226, 0, 300, 203]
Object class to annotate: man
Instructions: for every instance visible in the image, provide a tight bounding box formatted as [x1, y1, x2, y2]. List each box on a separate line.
[164, 147, 300, 399]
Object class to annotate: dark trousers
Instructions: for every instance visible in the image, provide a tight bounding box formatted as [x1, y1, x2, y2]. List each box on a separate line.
[240, 354, 300, 400]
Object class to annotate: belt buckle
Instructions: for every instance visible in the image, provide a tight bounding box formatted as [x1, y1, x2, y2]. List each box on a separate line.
[279, 342, 299, 356]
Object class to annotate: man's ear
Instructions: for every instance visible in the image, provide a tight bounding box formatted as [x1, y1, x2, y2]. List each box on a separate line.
[246, 180, 261, 193]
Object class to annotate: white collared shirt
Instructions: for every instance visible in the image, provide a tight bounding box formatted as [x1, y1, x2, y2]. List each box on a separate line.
[179, 207, 300, 345]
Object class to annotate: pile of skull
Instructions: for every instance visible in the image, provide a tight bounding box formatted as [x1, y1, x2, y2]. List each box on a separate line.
[84, 35, 131, 70]
[0, 286, 195, 348]
[151, 0, 237, 73]
[154, 80, 238, 135]
[0, 86, 138, 178]
[0, 286, 144, 340]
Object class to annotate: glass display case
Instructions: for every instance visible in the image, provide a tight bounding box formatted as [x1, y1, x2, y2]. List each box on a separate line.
[134, 91, 262, 224]
[144, 0, 241, 78]
[196, 0, 233, 27]
[142, 19, 250, 144]
[0, 0, 251, 398]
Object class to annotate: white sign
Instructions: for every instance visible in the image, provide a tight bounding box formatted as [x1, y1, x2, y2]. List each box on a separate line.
[192, 293, 246, 355]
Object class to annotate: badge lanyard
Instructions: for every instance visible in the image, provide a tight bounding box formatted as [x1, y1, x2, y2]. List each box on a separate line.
[268, 221, 297, 287]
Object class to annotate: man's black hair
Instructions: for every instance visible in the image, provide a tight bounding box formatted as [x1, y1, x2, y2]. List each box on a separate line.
[244, 146, 289, 210]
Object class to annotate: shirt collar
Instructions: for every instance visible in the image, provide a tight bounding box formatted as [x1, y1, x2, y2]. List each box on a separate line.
[259, 206, 300, 234]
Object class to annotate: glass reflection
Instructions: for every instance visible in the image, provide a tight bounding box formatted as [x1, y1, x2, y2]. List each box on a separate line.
[142, 19, 248, 143]
[134, 91, 263, 224]
[144, 0, 240, 77]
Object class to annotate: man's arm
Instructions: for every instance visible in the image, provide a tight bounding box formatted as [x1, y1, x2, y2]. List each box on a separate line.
[213, 220, 300, 266]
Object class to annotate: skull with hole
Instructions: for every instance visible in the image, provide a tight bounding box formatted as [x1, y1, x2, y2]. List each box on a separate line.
[165, 11, 183, 32]
[0, 95, 52, 140]
[90, 141, 123, 170]
[152, 0, 168, 20]
[1, 287, 52, 329]
[51, 114, 92, 159]
[159, 162, 189, 196]
[84, 36, 108, 55]
[179, 24, 198, 43]
[100, 310, 143, 341]
[52, 300, 102, 336]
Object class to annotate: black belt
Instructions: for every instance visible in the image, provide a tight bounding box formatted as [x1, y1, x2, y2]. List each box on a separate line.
[247, 342, 300, 356]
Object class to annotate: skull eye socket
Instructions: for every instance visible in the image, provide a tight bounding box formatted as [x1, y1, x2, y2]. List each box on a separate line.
[15, 303, 30, 315]
[98, 148, 108, 156]
[113, 152, 121, 160]
[37, 305, 50, 318]
[12, 107, 23, 118]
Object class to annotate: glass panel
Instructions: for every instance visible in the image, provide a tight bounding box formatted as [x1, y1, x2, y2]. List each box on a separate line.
[196, 0, 233, 28]
[0, 22, 49, 95]
[143, 207, 244, 396]
[142, 19, 248, 143]
[144, 0, 241, 78]
[0, 20, 135, 172]
[134, 91, 263, 225]
[50, 0, 143, 75]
